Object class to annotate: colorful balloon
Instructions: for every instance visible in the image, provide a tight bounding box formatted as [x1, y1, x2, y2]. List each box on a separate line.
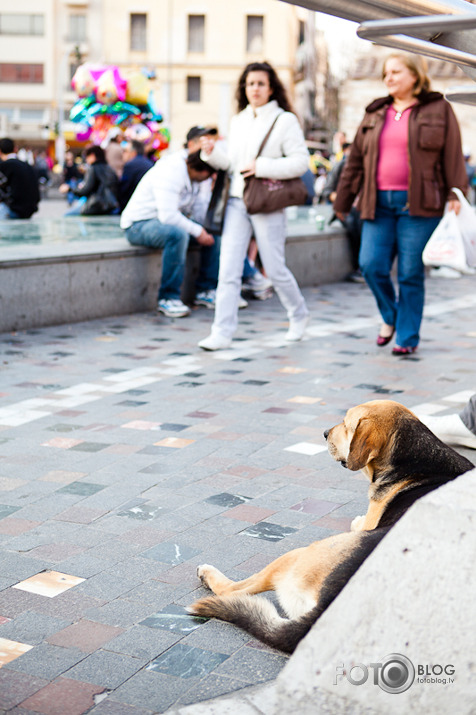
[69, 63, 168, 151]
[124, 123, 152, 143]
[125, 72, 150, 105]
[145, 90, 163, 122]
[75, 125, 92, 141]
[71, 65, 95, 97]
[96, 69, 119, 105]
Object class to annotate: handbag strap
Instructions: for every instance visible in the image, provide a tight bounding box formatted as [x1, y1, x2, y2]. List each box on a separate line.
[255, 115, 281, 159]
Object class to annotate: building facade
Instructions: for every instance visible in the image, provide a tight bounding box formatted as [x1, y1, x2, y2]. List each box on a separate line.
[0, 0, 327, 158]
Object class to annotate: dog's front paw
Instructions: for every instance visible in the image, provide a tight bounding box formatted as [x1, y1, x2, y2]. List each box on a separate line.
[196, 563, 216, 589]
[351, 515, 366, 532]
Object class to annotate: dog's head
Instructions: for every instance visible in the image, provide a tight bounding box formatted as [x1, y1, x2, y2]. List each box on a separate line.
[324, 400, 417, 477]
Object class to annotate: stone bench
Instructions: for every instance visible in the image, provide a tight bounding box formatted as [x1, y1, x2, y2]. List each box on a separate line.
[0, 210, 351, 333]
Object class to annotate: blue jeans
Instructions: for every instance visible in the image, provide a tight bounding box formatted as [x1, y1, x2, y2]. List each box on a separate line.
[0, 203, 19, 219]
[64, 196, 87, 216]
[242, 256, 257, 281]
[193, 233, 220, 294]
[125, 219, 220, 301]
[359, 190, 440, 348]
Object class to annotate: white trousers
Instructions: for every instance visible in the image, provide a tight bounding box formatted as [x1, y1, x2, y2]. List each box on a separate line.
[211, 198, 309, 339]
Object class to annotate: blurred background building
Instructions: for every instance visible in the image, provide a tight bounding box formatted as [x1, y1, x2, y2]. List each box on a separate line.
[0, 0, 474, 161]
[0, 0, 332, 158]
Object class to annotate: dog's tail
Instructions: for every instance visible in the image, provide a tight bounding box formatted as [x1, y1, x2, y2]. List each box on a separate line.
[187, 595, 318, 654]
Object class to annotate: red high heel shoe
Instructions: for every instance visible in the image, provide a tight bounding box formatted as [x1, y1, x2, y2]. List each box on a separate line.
[376, 326, 395, 347]
[392, 345, 417, 355]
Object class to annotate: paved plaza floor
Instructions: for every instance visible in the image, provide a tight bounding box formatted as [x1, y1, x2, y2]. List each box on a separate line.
[0, 266, 475, 713]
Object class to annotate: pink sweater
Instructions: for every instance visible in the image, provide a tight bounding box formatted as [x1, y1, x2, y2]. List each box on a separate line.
[376, 106, 413, 190]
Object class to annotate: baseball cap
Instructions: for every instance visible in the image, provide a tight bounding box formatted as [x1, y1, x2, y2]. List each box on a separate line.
[186, 126, 218, 143]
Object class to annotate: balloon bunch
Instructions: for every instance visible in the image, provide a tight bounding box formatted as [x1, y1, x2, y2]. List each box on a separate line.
[69, 63, 170, 155]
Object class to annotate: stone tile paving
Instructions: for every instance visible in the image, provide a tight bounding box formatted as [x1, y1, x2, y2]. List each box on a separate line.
[0, 273, 475, 713]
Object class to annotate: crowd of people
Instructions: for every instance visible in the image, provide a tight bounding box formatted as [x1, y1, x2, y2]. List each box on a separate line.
[0, 54, 473, 356]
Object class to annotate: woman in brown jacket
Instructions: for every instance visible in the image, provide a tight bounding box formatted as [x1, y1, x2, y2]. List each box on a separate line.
[334, 53, 467, 355]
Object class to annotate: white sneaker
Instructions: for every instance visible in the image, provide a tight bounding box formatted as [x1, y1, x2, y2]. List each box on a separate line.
[418, 413, 476, 449]
[243, 271, 273, 293]
[238, 296, 248, 309]
[285, 315, 309, 342]
[429, 267, 462, 279]
[253, 287, 273, 301]
[158, 299, 191, 318]
[195, 290, 216, 309]
[198, 333, 232, 351]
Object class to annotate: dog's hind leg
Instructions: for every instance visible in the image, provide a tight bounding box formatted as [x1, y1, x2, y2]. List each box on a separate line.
[197, 563, 274, 596]
[276, 581, 317, 619]
[197, 549, 302, 597]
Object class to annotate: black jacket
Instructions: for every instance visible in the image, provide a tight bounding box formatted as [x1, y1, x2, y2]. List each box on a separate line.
[119, 155, 153, 211]
[0, 157, 40, 218]
[74, 161, 119, 201]
[74, 161, 120, 215]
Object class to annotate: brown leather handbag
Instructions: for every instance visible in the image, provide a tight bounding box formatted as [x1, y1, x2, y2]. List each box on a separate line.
[243, 116, 308, 215]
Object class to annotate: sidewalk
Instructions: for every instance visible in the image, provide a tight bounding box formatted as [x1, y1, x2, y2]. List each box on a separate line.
[0, 266, 474, 713]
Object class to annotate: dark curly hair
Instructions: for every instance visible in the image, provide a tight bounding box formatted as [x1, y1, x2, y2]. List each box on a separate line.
[235, 62, 293, 113]
[84, 145, 106, 163]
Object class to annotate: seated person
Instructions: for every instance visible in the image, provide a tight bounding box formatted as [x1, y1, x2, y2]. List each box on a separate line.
[120, 149, 218, 318]
[0, 137, 40, 219]
[60, 145, 119, 216]
[119, 140, 153, 211]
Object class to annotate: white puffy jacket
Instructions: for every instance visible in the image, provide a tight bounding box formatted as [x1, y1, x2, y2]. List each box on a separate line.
[202, 100, 309, 199]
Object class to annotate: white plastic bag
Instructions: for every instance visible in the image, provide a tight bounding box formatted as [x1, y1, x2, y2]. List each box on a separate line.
[449, 187, 476, 267]
[422, 210, 469, 273]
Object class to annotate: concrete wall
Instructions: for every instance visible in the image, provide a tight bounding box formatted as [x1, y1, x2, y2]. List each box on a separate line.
[0, 241, 161, 333]
[0, 229, 352, 333]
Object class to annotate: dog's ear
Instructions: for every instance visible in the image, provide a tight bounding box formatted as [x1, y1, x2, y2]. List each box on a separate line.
[346, 417, 384, 470]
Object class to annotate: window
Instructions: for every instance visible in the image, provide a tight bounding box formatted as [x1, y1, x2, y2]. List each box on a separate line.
[0, 107, 15, 120]
[68, 14, 87, 42]
[130, 13, 147, 51]
[188, 15, 205, 53]
[0, 14, 44, 35]
[187, 76, 201, 103]
[298, 20, 305, 45]
[246, 15, 263, 53]
[20, 108, 44, 121]
[0, 63, 44, 84]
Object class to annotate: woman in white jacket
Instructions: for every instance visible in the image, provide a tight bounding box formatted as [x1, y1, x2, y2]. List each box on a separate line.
[198, 62, 310, 351]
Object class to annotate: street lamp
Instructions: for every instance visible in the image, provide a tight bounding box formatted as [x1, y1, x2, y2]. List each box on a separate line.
[56, 44, 82, 166]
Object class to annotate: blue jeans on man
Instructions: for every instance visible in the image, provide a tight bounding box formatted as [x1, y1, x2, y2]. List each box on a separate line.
[0, 203, 19, 219]
[125, 218, 220, 301]
[359, 190, 439, 348]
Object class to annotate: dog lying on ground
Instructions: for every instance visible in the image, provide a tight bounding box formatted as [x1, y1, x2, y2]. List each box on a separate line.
[188, 400, 474, 653]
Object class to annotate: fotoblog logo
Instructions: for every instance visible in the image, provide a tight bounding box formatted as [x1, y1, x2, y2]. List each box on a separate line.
[334, 653, 415, 693]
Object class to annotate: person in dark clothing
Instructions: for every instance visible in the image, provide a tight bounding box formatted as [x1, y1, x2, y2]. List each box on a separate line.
[62, 151, 83, 206]
[119, 140, 153, 211]
[60, 145, 119, 216]
[0, 137, 40, 219]
[323, 143, 364, 283]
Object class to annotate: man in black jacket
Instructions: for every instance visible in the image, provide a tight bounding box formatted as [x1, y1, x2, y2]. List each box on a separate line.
[0, 137, 40, 219]
[119, 140, 153, 211]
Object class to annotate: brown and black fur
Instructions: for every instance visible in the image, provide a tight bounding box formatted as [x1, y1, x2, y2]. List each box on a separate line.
[188, 400, 473, 653]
